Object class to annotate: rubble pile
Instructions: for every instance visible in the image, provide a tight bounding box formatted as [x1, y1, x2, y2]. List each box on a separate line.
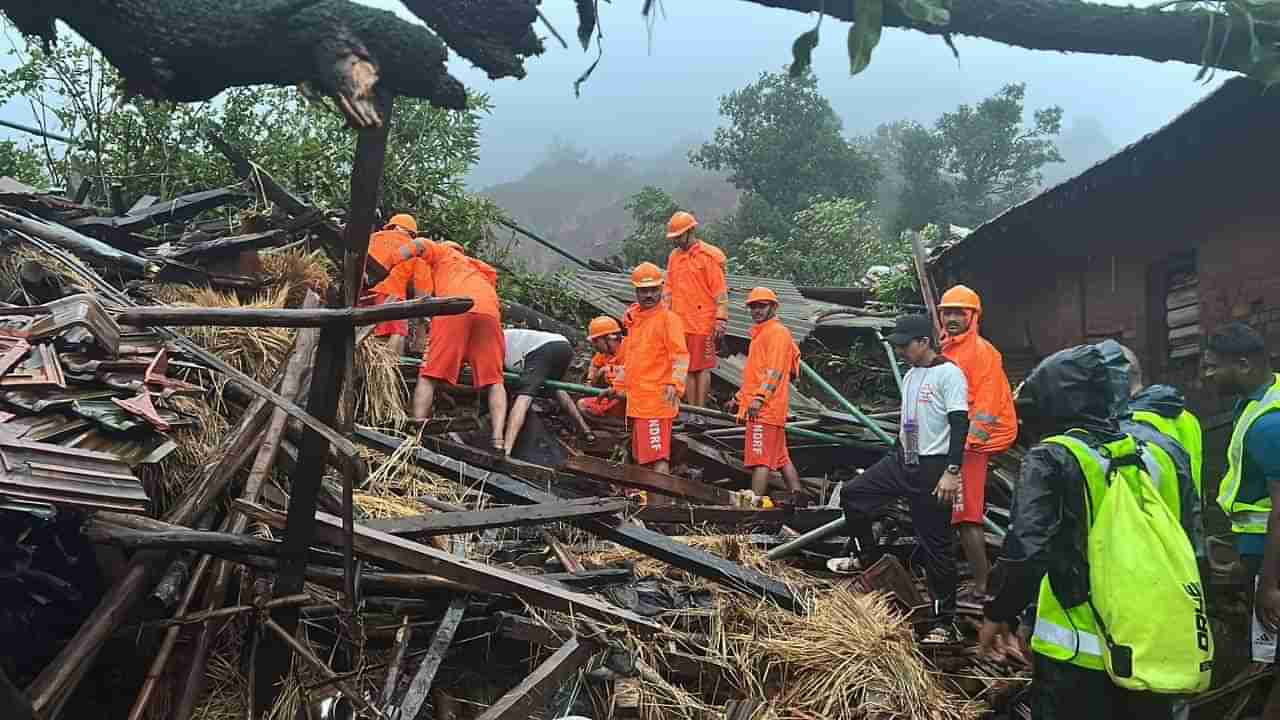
[0, 169, 1037, 720]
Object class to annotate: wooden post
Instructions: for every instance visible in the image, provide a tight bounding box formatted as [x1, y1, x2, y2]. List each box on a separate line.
[254, 322, 346, 716]
[473, 636, 599, 720]
[339, 89, 395, 614]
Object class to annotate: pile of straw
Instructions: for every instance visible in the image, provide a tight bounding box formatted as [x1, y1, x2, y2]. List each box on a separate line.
[590, 541, 981, 720]
[260, 248, 334, 301]
[356, 334, 410, 428]
[149, 284, 295, 386]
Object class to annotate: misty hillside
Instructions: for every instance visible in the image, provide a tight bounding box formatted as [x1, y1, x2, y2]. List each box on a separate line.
[481, 139, 738, 272]
[1041, 115, 1118, 188]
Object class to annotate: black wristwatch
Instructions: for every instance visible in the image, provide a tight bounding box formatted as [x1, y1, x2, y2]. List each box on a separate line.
[946, 464, 961, 475]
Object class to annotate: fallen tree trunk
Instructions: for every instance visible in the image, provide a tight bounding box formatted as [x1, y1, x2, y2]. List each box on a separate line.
[0, 208, 156, 276]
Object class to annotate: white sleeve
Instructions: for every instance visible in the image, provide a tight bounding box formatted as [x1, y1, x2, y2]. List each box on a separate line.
[942, 364, 969, 414]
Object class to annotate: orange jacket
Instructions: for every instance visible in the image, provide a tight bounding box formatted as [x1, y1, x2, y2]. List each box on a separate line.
[664, 240, 728, 336]
[424, 243, 500, 317]
[370, 257, 434, 300]
[618, 303, 688, 419]
[589, 351, 624, 389]
[941, 309, 1018, 453]
[736, 318, 800, 426]
[368, 228, 431, 272]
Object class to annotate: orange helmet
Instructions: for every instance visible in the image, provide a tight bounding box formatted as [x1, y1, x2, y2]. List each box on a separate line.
[746, 287, 779, 306]
[587, 315, 622, 340]
[385, 213, 417, 233]
[666, 211, 698, 239]
[630, 262, 664, 288]
[939, 285, 981, 314]
[440, 240, 465, 254]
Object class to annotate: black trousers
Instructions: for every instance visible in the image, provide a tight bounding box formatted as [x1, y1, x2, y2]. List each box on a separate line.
[839, 453, 956, 620]
[1032, 655, 1172, 719]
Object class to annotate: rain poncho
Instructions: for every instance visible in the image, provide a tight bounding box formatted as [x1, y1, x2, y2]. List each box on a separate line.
[940, 305, 1017, 453]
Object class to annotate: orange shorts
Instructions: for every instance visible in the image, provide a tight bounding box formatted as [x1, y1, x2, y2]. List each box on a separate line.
[582, 395, 626, 417]
[743, 421, 791, 470]
[631, 417, 673, 465]
[951, 450, 989, 525]
[420, 312, 505, 386]
[366, 293, 409, 338]
[686, 333, 717, 372]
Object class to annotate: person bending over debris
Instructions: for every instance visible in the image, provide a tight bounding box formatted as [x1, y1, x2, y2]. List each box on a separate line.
[362, 213, 431, 356]
[501, 327, 595, 455]
[829, 313, 967, 645]
[1115, 342, 1204, 497]
[735, 287, 803, 506]
[663, 210, 727, 413]
[579, 315, 627, 424]
[980, 343, 1209, 719]
[617, 262, 689, 475]
[412, 241, 508, 451]
[938, 285, 1018, 599]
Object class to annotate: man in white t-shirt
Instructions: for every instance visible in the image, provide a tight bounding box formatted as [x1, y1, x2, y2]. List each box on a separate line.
[828, 314, 969, 644]
[502, 328, 594, 456]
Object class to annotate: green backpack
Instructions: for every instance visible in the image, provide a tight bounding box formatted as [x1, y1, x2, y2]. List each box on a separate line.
[1050, 434, 1213, 693]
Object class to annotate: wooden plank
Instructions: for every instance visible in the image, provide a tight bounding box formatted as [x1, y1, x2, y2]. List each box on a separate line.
[1167, 304, 1199, 329]
[362, 497, 627, 538]
[354, 428, 804, 613]
[234, 500, 662, 634]
[1168, 323, 1202, 343]
[473, 636, 599, 720]
[396, 596, 467, 720]
[562, 455, 733, 505]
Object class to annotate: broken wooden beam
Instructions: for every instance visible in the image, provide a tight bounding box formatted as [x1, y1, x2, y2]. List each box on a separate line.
[262, 617, 386, 719]
[382, 616, 412, 705]
[362, 497, 628, 539]
[0, 208, 156, 276]
[473, 636, 600, 720]
[563, 455, 733, 505]
[116, 296, 473, 328]
[234, 500, 664, 634]
[84, 523, 346, 567]
[354, 428, 805, 613]
[395, 596, 467, 720]
[67, 185, 246, 234]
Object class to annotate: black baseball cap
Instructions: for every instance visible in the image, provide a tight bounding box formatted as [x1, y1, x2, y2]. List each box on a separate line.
[883, 314, 934, 346]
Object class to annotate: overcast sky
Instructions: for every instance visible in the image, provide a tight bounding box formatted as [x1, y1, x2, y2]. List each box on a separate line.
[1, 1, 1226, 189]
[357, 0, 1225, 188]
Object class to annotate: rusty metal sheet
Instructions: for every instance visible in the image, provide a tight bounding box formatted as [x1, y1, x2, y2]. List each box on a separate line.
[0, 437, 148, 514]
[0, 413, 94, 443]
[0, 387, 117, 413]
[0, 344, 66, 389]
[112, 391, 171, 431]
[60, 427, 177, 466]
[26, 294, 121, 356]
[562, 269, 818, 341]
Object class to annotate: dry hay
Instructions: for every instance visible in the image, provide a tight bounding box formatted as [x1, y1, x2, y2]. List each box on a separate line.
[260, 247, 334, 301]
[137, 395, 231, 516]
[358, 430, 475, 509]
[586, 540, 981, 720]
[148, 284, 295, 386]
[356, 334, 410, 428]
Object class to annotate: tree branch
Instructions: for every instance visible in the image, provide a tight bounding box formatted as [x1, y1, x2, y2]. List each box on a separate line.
[1, 0, 468, 127]
[744, 0, 1259, 74]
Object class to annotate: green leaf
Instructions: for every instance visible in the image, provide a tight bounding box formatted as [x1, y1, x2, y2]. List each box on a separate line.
[847, 0, 884, 75]
[791, 28, 821, 77]
[896, 0, 951, 26]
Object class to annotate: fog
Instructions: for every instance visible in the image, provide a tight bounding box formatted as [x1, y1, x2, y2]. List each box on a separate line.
[361, 0, 1223, 189]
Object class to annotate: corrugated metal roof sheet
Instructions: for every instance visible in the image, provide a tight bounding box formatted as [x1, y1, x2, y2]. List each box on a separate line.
[563, 269, 818, 341]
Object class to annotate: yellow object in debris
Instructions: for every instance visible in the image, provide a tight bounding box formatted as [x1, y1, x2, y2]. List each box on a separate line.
[759, 496, 775, 509]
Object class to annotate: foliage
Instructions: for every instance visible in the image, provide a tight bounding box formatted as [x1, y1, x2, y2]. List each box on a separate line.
[620, 185, 681, 266]
[0, 139, 47, 186]
[690, 69, 879, 219]
[786, 0, 948, 78]
[878, 83, 1062, 231]
[1168, 0, 1280, 85]
[0, 25, 497, 246]
[703, 192, 788, 259]
[737, 198, 902, 286]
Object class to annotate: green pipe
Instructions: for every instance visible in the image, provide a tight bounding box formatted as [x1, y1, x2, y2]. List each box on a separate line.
[798, 360, 894, 446]
[399, 358, 863, 447]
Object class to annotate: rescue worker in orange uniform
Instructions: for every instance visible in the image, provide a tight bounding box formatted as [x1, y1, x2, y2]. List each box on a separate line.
[664, 211, 727, 411]
[411, 241, 508, 451]
[736, 288, 804, 504]
[579, 316, 627, 425]
[363, 213, 432, 356]
[938, 284, 1017, 597]
[613, 262, 689, 474]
